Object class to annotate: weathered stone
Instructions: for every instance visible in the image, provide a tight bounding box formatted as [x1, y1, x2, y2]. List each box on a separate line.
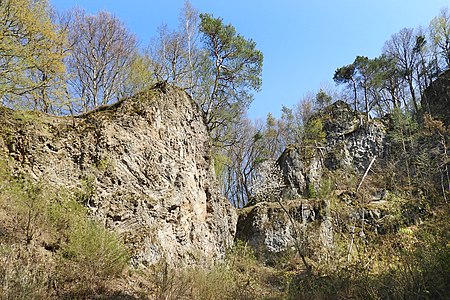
[422, 69, 450, 126]
[238, 101, 390, 257]
[0, 85, 237, 267]
[278, 101, 387, 198]
[236, 199, 332, 259]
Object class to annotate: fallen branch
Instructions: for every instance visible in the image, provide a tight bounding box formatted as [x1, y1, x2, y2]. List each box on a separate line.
[357, 156, 377, 193]
[276, 198, 312, 274]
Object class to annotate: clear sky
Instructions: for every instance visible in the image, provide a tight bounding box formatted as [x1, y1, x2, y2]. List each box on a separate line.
[50, 0, 449, 120]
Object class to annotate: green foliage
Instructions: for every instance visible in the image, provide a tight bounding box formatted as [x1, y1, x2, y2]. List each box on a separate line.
[0, 163, 53, 244]
[58, 220, 128, 291]
[151, 262, 240, 300]
[47, 189, 87, 236]
[226, 239, 256, 263]
[417, 114, 450, 202]
[317, 177, 334, 198]
[315, 89, 332, 108]
[288, 210, 450, 300]
[94, 155, 114, 172]
[388, 107, 418, 144]
[145, 193, 448, 300]
[303, 118, 326, 147]
[149, 240, 284, 300]
[15, 179, 48, 244]
[11, 110, 43, 125]
[333, 64, 356, 84]
[199, 13, 263, 138]
[0, 159, 128, 297]
[212, 150, 231, 180]
[384, 107, 418, 189]
[75, 174, 96, 206]
[120, 51, 155, 97]
[429, 7, 450, 69]
[333, 63, 357, 109]
[0, 0, 66, 111]
[306, 183, 317, 198]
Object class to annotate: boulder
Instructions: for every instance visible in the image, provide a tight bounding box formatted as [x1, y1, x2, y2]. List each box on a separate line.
[236, 199, 333, 260]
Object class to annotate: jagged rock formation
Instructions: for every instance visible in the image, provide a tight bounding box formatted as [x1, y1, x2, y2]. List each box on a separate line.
[236, 199, 333, 259]
[237, 101, 388, 256]
[0, 84, 237, 266]
[422, 69, 450, 126]
[278, 101, 387, 198]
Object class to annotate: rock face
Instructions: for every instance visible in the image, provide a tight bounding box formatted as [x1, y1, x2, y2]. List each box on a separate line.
[278, 101, 387, 198]
[236, 200, 333, 258]
[422, 69, 450, 126]
[0, 84, 237, 266]
[236, 101, 387, 256]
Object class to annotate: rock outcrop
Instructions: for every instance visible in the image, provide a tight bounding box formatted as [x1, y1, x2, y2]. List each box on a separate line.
[237, 101, 388, 256]
[422, 69, 450, 126]
[236, 199, 333, 259]
[278, 101, 387, 198]
[0, 84, 237, 266]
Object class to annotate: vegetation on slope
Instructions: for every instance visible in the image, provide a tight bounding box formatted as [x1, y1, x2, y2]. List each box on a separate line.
[0, 0, 449, 299]
[0, 158, 128, 299]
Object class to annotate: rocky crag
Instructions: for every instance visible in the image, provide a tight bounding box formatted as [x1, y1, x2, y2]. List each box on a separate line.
[422, 69, 450, 126]
[278, 100, 387, 199]
[237, 101, 389, 257]
[0, 84, 237, 266]
[236, 199, 334, 262]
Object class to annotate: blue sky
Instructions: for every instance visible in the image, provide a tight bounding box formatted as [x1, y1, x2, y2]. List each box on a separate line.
[51, 0, 449, 119]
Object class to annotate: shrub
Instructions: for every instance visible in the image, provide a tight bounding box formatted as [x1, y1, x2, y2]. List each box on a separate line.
[0, 158, 129, 298]
[151, 262, 236, 300]
[148, 241, 285, 300]
[287, 210, 450, 300]
[56, 218, 129, 297]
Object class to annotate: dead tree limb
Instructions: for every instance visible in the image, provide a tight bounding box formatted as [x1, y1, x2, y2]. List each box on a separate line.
[276, 198, 312, 274]
[357, 155, 377, 193]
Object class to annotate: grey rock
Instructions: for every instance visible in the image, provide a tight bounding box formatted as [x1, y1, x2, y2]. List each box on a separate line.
[0, 85, 237, 267]
[238, 101, 389, 257]
[278, 101, 387, 198]
[236, 199, 332, 258]
[422, 69, 450, 126]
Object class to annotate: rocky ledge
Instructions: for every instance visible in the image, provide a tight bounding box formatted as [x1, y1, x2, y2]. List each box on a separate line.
[237, 101, 391, 258]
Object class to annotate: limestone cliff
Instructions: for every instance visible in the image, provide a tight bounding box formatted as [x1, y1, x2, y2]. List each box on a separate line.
[0, 84, 237, 266]
[236, 199, 333, 261]
[237, 101, 388, 256]
[278, 100, 387, 198]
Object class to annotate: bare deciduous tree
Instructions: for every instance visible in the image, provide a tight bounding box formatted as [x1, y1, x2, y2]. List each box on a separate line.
[429, 8, 450, 70]
[66, 9, 137, 112]
[383, 28, 420, 112]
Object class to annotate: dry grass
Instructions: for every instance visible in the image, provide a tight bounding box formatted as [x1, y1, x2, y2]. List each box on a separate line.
[0, 158, 129, 299]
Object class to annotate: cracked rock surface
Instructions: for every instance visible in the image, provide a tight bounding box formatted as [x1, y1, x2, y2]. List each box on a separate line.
[0, 85, 237, 266]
